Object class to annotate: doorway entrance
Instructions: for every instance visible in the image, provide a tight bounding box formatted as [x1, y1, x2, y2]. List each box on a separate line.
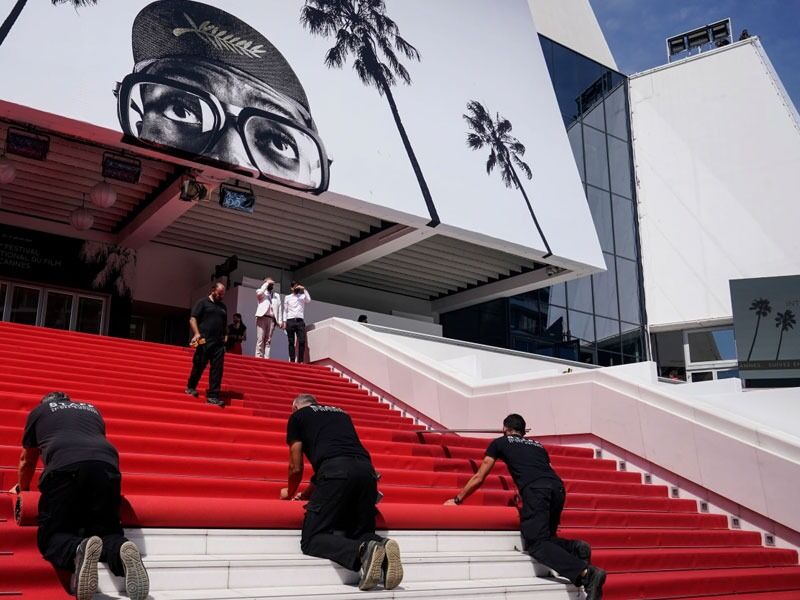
[0, 279, 108, 335]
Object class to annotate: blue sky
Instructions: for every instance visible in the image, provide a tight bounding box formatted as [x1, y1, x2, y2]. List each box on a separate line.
[590, 0, 800, 110]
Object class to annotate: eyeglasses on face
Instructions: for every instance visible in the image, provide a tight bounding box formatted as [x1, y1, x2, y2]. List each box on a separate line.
[115, 73, 330, 193]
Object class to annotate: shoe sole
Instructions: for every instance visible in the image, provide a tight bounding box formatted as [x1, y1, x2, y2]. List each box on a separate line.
[76, 536, 102, 600]
[586, 568, 607, 600]
[120, 541, 150, 600]
[358, 543, 385, 591]
[383, 539, 403, 590]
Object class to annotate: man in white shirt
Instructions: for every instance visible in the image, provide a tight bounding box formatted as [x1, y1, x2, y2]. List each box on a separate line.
[254, 277, 283, 358]
[284, 281, 311, 363]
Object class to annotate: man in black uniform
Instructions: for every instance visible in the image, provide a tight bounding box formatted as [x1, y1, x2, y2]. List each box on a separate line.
[8, 391, 149, 600]
[446, 414, 606, 599]
[281, 394, 403, 591]
[186, 281, 227, 406]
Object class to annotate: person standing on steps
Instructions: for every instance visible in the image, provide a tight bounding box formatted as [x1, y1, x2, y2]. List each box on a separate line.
[254, 277, 283, 359]
[280, 393, 403, 591]
[225, 313, 247, 355]
[284, 281, 311, 363]
[186, 281, 227, 406]
[8, 391, 149, 600]
[445, 413, 606, 600]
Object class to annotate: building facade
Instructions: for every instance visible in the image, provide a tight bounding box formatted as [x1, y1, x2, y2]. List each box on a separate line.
[442, 35, 647, 366]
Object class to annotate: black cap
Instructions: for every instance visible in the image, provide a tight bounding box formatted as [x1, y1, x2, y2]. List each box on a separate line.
[132, 0, 309, 111]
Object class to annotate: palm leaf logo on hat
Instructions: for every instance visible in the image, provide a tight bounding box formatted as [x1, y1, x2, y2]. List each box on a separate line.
[173, 12, 266, 59]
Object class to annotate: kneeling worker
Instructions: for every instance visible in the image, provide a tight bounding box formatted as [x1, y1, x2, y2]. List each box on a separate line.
[281, 394, 403, 591]
[9, 391, 149, 600]
[445, 413, 606, 599]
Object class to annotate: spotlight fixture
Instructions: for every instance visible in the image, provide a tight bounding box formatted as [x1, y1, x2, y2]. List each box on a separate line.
[102, 152, 141, 184]
[180, 176, 208, 202]
[666, 18, 732, 62]
[5, 128, 50, 161]
[70, 195, 94, 231]
[219, 181, 256, 214]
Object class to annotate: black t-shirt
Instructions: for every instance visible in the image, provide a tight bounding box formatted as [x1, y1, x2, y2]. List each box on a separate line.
[191, 296, 227, 341]
[485, 435, 562, 491]
[286, 405, 370, 471]
[22, 400, 119, 476]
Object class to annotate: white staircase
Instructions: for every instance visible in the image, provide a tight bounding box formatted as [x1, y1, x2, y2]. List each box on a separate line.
[96, 529, 582, 599]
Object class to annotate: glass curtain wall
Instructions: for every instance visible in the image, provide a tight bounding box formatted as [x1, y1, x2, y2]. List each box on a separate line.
[442, 37, 647, 366]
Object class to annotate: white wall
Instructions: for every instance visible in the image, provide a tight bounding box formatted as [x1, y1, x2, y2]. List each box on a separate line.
[528, 0, 617, 69]
[630, 39, 800, 330]
[133, 242, 276, 308]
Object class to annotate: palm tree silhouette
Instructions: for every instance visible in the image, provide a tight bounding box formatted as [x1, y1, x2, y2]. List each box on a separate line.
[774, 309, 796, 360]
[1, 0, 97, 47]
[464, 100, 551, 257]
[299, 0, 439, 226]
[746, 297, 772, 360]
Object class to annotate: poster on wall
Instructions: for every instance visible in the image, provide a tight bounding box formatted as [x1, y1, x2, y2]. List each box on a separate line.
[730, 275, 800, 384]
[0, 0, 602, 269]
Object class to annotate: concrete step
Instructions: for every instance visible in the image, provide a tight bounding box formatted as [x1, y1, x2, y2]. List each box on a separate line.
[123, 528, 526, 557]
[94, 528, 580, 599]
[96, 575, 579, 600]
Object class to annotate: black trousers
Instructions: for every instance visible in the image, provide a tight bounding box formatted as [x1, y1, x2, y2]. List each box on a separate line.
[37, 460, 128, 576]
[187, 338, 225, 397]
[286, 318, 307, 363]
[300, 457, 384, 571]
[520, 484, 587, 585]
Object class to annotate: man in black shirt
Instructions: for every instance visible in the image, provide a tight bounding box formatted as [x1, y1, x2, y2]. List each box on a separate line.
[281, 394, 403, 591]
[8, 391, 149, 600]
[186, 281, 228, 406]
[446, 414, 606, 599]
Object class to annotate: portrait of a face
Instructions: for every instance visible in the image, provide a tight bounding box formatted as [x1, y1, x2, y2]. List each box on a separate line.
[115, 0, 329, 193]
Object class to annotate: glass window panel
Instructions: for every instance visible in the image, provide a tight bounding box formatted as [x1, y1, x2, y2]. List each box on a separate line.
[654, 331, 686, 369]
[616, 257, 641, 324]
[717, 368, 739, 380]
[690, 371, 714, 382]
[583, 100, 605, 130]
[608, 136, 633, 198]
[543, 305, 568, 340]
[76, 297, 103, 334]
[0, 282, 7, 319]
[567, 275, 593, 313]
[546, 40, 606, 127]
[612, 195, 637, 259]
[9, 286, 40, 325]
[568, 310, 595, 343]
[621, 323, 644, 361]
[688, 328, 737, 363]
[544, 283, 566, 308]
[44, 292, 73, 330]
[605, 84, 629, 141]
[583, 126, 609, 190]
[587, 186, 614, 253]
[592, 253, 619, 319]
[595, 316, 620, 350]
[598, 350, 622, 366]
[567, 123, 584, 181]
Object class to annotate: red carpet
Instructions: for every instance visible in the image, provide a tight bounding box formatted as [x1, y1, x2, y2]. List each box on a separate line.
[0, 321, 798, 599]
